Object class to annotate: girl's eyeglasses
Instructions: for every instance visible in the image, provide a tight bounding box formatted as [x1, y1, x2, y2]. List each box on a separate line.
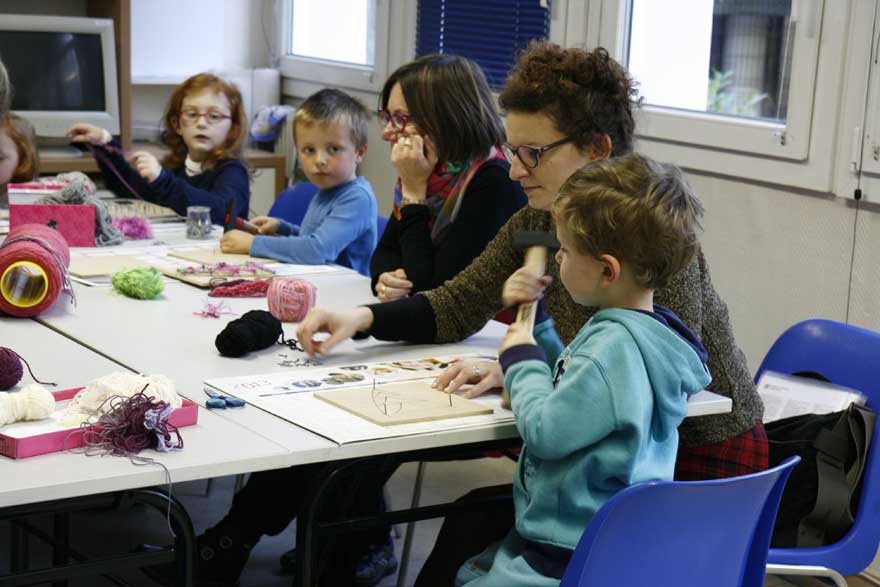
[377, 109, 413, 130]
[501, 138, 573, 169]
[179, 109, 233, 127]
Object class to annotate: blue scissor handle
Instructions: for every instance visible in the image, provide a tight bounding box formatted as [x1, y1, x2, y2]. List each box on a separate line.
[204, 388, 246, 409]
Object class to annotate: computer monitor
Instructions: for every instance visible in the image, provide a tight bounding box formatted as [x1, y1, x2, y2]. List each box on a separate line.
[0, 13, 120, 142]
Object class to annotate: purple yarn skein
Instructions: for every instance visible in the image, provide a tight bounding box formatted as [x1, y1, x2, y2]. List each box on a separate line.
[0, 347, 24, 391]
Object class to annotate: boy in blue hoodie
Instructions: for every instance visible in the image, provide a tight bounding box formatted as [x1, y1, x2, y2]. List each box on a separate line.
[457, 154, 713, 587]
[220, 88, 377, 275]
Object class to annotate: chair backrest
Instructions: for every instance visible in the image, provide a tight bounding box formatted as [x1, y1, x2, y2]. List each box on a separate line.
[755, 318, 880, 575]
[560, 456, 799, 587]
[268, 182, 319, 226]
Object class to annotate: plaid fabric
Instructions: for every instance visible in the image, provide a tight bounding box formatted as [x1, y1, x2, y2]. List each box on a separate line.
[675, 421, 769, 481]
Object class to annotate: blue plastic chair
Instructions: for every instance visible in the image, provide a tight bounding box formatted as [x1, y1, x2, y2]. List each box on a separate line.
[755, 319, 880, 587]
[559, 456, 799, 587]
[268, 182, 319, 226]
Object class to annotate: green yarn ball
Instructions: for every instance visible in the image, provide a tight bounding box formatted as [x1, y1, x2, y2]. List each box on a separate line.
[111, 267, 165, 300]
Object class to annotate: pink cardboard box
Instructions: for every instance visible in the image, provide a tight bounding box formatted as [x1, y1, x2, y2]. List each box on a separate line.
[0, 388, 199, 459]
[9, 204, 96, 247]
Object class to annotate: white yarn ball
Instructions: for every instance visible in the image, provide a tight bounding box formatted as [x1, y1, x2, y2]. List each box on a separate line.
[0, 384, 55, 427]
[66, 371, 181, 419]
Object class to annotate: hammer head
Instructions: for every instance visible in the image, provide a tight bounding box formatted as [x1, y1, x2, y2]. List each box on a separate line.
[511, 230, 559, 251]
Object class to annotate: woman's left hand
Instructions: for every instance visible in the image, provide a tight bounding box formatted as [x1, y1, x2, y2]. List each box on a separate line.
[220, 229, 255, 254]
[392, 134, 438, 200]
[129, 151, 162, 183]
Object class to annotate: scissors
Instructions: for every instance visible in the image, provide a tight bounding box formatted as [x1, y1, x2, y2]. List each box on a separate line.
[203, 387, 246, 409]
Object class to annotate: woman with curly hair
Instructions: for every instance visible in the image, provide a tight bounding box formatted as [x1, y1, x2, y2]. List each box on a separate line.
[298, 42, 767, 586]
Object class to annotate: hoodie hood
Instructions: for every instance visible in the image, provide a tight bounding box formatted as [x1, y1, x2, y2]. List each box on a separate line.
[591, 307, 712, 441]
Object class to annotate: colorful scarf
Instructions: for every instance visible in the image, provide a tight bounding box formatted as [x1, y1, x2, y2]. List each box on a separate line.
[392, 146, 507, 241]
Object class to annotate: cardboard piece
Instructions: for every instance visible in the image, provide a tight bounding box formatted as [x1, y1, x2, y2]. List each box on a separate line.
[315, 380, 493, 426]
[69, 255, 150, 278]
[0, 387, 199, 459]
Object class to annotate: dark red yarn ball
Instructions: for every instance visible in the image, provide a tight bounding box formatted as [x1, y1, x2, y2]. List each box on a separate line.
[0, 347, 23, 391]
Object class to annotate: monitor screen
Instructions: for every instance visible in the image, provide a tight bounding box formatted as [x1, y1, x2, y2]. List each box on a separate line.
[0, 31, 106, 112]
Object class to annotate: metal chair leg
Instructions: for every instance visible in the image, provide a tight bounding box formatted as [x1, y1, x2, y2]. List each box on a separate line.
[396, 461, 427, 587]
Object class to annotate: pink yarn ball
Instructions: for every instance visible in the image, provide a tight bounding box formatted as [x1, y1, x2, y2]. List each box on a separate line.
[267, 277, 316, 322]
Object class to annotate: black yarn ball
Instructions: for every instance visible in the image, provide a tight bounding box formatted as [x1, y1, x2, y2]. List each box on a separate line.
[0, 347, 23, 391]
[215, 310, 283, 358]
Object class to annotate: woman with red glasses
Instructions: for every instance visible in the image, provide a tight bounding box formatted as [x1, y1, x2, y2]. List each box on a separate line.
[298, 42, 767, 587]
[371, 54, 527, 302]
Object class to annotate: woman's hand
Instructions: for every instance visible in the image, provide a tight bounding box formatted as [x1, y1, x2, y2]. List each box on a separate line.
[502, 267, 552, 308]
[376, 268, 413, 302]
[220, 229, 254, 253]
[432, 359, 503, 399]
[129, 151, 162, 183]
[297, 306, 375, 357]
[67, 123, 110, 145]
[392, 134, 438, 202]
[251, 216, 281, 235]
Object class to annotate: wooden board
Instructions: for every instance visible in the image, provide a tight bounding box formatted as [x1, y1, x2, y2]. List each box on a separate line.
[168, 249, 275, 265]
[159, 268, 270, 289]
[314, 380, 493, 426]
[69, 255, 149, 277]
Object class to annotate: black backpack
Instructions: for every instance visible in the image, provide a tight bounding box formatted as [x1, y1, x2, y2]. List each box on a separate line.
[766, 402, 875, 547]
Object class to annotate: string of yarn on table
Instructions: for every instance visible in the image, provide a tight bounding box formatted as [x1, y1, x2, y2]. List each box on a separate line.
[208, 277, 272, 297]
[0, 383, 55, 427]
[215, 309, 283, 357]
[111, 267, 165, 299]
[0, 347, 56, 391]
[0, 223, 75, 318]
[267, 277, 316, 322]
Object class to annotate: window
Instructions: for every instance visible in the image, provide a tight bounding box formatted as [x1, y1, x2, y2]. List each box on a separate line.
[280, 0, 389, 92]
[416, 0, 552, 89]
[590, 0, 848, 192]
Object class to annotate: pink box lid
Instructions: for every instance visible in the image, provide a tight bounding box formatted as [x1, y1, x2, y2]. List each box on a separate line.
[9, 204, 96, 247]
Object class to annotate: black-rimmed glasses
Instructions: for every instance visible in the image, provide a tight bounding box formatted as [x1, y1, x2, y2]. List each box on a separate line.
[377, 108, 413, 130]
[501, 137, 573, 169]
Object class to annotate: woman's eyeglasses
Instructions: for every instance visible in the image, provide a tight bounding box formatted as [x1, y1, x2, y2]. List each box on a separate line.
[377, 109, 413, 130]
[501, 138, 573, 169]
[179, 109, 233, 127]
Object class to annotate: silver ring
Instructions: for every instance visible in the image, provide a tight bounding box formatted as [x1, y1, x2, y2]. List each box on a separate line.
[472, 365, 481, 378]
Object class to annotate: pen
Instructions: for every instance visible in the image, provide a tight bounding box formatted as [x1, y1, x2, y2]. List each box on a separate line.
[223, 198, 235, 233]
[235, 217, 260, 234]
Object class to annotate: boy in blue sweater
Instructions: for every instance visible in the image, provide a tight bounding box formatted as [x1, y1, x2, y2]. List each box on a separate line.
[220, 89, 377, 275]
[457, 154, 713, 587]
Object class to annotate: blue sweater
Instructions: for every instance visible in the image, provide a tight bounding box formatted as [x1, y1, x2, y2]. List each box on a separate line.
[501, 308, 711, 552]
[250, 177, 377, 276]
[90, 141, 251, 225]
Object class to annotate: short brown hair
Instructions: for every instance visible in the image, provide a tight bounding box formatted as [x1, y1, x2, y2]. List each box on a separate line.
[294, 89, 369, 149]
[2, 114, 38, 182]
[499, 43, 639, 157]
[552, 154, 703, 290]
[380, 54, 505, 164]
[162, 73, 247, 172]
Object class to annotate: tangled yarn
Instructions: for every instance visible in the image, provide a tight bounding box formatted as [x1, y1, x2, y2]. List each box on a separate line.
[79, 388, 183, 456]
[0, 383, 55, 426]
[178, 261, 273, 278]
[208, 278, 272, 297]
[65, 371, 181, 421]
[267, 277, 316, 322]
[111, 267, 165, 299]
[0, 347, 56, 391]
[112, 216, 154, 240]
[215, 310, 283, 358]
[37, 172, 124, 246]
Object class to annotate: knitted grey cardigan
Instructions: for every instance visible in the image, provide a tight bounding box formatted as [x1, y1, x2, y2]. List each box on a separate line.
[421, 207, 763, 447]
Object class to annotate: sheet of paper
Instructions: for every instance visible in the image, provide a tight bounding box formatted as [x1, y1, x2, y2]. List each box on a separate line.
[757, 371, 866, 423]
[204, 354, 510, 444]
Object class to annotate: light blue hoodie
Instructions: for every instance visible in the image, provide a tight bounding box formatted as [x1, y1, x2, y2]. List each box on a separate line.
[457, 307, 711, 587]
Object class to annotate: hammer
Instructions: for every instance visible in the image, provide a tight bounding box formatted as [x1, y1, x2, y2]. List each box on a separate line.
[501, 231, 559, 408]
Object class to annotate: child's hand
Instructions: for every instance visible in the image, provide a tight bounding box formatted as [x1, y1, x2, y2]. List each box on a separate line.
[392, 134, 439, 201]
[129, 151, 162, 183]
[502, 267, 552, 308]
[67, 123, 110, 145]
[220, 229, 255, 254]
[251, 216, 281, 235]
[376, 268, 412, 302]
[499, 321, 536, 354]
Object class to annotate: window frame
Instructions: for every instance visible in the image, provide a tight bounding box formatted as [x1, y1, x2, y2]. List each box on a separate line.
[279, 0, 391, 93]
[585, 0, 848, 192]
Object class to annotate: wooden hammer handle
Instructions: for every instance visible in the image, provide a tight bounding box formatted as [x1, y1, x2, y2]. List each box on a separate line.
[514, 246, 548, 330]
